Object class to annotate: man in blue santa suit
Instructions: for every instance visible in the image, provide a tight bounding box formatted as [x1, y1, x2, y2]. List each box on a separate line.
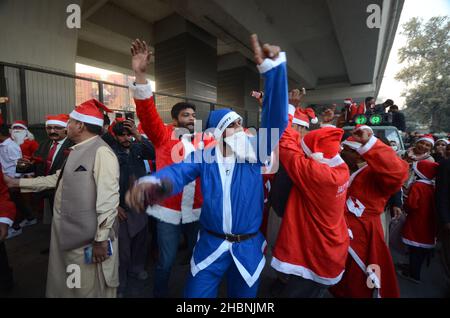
[126, 34, 288, 298]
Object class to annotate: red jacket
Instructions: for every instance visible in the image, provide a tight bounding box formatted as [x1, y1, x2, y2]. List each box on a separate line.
[402, 180, 436, 248]
[272, 126, 350, 285]
[133, 82, 214, 224]
[0, 167, 16, 225]
[331, 137, 409, 298]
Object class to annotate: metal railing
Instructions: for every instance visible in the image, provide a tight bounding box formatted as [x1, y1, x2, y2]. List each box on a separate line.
[0, 61, 260, 133]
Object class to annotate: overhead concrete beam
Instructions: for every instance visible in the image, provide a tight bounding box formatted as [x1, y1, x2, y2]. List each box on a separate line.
[86, 2, 154, 45]
[327, 0, 382, 85]
[168, 0, 317, 88]
[304, 83, 375, 105]
[82, 0, 110, 21]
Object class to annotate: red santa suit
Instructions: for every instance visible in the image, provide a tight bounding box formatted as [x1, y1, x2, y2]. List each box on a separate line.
[402, 161, 438, 248]
[272, 124, 350, 286]
[331, 128, 409, 298]
[130, 81, 215, 225]
[346, 99, 366, 121]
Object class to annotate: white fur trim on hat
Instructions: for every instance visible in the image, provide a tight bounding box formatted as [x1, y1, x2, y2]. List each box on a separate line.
[436, 138, 450, 145]
[292, 118, 309, 128]
[70, 110, 104, 127]
[417, 137, 435, 146]
[11, 123, 27, 130]
[214, 111, 242, 139]
[354, 125, 373, 134]
[300, 138, 345, 167]
[46, 120, 67, 128]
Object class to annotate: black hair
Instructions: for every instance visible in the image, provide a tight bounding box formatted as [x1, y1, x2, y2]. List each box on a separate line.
[385, 99, 394, 106]
[112, 121, 131, 136]
[0, 125, 9, 137]
[171, 102, 196, 120]
[84, 123, 103, 135]
[390, 105, 399, 110]
[365, 97, 374, 104]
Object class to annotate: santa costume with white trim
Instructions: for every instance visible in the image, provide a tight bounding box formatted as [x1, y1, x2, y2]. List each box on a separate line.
[272, 123, 350, 289]
[331, 126, 409, 298]
[138, 52, 288, 298]
[402, 160, 439, 249]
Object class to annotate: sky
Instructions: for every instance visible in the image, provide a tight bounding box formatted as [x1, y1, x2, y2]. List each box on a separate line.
[377, 0, 450, 107]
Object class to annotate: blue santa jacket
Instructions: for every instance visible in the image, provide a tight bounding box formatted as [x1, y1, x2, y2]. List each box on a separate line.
[147, 52, 288, 287]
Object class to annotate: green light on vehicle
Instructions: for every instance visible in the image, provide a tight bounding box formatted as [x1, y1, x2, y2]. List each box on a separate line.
[369, 114, 382, 125]
[355, 115, 367, 125]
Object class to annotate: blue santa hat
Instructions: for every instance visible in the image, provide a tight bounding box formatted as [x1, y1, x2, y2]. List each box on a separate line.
[206, 108, 242, 139]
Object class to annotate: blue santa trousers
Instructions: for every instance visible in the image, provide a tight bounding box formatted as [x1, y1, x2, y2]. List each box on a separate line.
[184, 249, 260, 298]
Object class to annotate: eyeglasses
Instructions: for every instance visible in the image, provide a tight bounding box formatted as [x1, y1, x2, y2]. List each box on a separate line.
[46, 126, 65, 131]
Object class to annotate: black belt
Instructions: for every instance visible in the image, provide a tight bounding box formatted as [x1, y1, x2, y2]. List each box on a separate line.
[206, 230, 257, 243]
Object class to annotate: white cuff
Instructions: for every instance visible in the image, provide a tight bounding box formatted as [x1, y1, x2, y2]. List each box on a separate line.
[0, 217, 13, 227]
[138, 175, 161, 185]
[288, 104, 296, 116]
[130, 80, 153, 100]
[257, 52, 287, 74]
[357, 135, 377, 155]
[320, 124, 336, 128]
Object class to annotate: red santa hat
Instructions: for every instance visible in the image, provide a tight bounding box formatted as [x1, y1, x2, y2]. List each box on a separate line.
[344, 98, 353, 105]
[293, 108, 310, 128]
[11, 120, 28, 130]
[70, 99, 112, 127]
[45, 114, 69, 128]
[413, 160, 439, 180]
[354, 124, 373, 134]
[417, 134, 435, 146]
[301, 127, 345, 167]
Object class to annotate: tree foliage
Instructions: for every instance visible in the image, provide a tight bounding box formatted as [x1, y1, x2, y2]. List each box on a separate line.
[395, 16, 450, 132]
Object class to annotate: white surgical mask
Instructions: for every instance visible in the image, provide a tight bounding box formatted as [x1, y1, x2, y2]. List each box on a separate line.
[11, 129, 28, 145]
[224, 131, 257, 163]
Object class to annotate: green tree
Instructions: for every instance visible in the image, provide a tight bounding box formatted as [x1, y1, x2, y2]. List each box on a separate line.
[395, 16, 450, 132]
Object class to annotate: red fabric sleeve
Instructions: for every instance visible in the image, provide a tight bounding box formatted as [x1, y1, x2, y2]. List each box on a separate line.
[0, 168, 16, 221]
[134, 97, 171, 148]
[360, 138, 409, 195]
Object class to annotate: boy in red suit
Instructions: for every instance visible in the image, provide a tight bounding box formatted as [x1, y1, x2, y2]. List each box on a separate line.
[400, 160, 439, 283]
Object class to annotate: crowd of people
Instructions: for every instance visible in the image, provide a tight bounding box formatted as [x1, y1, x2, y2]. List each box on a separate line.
[0, 35, 449, 298]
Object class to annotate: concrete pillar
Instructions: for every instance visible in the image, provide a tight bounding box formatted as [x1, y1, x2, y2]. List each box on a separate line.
[0, 0, 80, 124]
[154, 14, 217, 124]
[218, 53, 260, 127]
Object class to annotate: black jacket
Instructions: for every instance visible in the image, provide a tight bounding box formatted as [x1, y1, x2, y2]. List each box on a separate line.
[391, 112, 406, 131]
[436, 159, 450, 225]
[34, 138, 74, 176]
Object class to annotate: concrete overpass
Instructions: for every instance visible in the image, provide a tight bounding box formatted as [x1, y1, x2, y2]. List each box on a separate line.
[0, 0, 404, 125]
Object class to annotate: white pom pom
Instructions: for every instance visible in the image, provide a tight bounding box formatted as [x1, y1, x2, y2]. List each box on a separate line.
[311, 117, 318, 124]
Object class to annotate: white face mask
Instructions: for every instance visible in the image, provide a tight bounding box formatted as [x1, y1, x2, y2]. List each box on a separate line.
[224, 131, 257, 163]
[11, 129, 28, 145]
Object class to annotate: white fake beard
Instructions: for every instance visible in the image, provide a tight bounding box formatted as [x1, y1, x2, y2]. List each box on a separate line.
[224, 131, 257, 163]
[11, 130, 28, 145]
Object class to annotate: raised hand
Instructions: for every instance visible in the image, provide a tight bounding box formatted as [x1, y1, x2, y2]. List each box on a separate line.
[352, 127, 373, 144]
[289, 89, 306, 108]
[131, 39, 152, 84]
[250, 34, 281, 65]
